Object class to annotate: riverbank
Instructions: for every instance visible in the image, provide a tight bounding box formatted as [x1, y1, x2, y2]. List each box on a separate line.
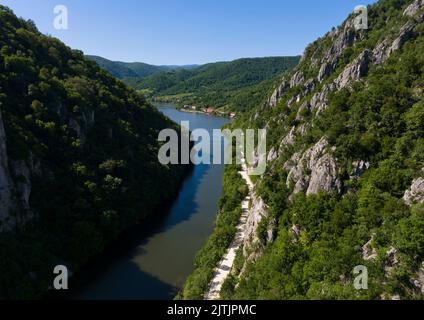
[179, 108, 235, 119]
[57, 104, 230, 300]
[205, 157, 254, 300]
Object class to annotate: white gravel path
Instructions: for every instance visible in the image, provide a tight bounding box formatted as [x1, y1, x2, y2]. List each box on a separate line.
[205, 159, 254, 300]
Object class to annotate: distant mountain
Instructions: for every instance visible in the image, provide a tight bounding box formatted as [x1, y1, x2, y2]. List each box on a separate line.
[135, 56, 301, 112]
[86, 55, 199, 80]
[85, 55, 169, 79]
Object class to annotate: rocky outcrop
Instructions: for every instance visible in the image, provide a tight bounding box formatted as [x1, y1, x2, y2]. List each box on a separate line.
[267, 148, 278, 162]
[362, 236, 377, 261]
[335, 50, 371, 89]
[373, 15, 423, 65]
[384, 247, 399, 277]
[284, 138, 342, 196]
[350, 160, 370, 179]
[412, 262, 424, 294]
[403, 176, 424, 206]
[318, 19, 359, 83]
[310, 83, 336, 115]
[0, 109, 40, 232]
[289, 70, 305, 88]
[318, 61, 336, 83]
[0, 109, 14, 231]
[280, 126, 296, 149]
[403, 0, 424, 17]
[243, 196, 268, 262]
[268, 80, 289, 108]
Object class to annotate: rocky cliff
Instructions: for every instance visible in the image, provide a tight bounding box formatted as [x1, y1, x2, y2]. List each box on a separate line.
[0, 108, 13, 231]
[226, 0, 424, 300]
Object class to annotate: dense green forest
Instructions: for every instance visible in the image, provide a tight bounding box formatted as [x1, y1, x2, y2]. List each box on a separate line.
[181, 0, 424, 300]
[0, 5, 189, 299]
[137, 57, 300, 112]
[93, 56, 300, 113]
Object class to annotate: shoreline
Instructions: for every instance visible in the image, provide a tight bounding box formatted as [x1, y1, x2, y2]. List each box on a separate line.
[204, 156, 254, 300]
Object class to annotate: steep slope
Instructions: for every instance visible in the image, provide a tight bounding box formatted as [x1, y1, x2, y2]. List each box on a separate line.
[0, 6, 189, 298]
[181, 0, 424, 300]
[136, 56, 301, 112]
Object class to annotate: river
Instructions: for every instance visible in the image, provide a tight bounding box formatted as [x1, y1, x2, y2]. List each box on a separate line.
[72, 103, 229, 300]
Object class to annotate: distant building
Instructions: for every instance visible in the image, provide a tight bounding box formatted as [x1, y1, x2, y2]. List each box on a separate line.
[205, 107, 215, 114]
[191, 105, 198, 111]
[230, 112, 237, 118]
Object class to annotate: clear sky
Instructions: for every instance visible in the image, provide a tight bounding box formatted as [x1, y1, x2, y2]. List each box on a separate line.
[1, 0, 377, 65]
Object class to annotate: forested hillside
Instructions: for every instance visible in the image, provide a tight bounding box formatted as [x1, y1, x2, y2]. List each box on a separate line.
[0, 5, 189, 299]
[181, 0, 424, 300]
[86, 55, 198, 81]
[136, 57, 300, 112]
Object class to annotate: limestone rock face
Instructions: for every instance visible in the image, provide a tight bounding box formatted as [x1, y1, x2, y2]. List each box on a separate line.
[289, 70, 305, 88]
[373, 15, 423, 65]
[310, 83, 336, 115]
[268, 80, 289, 108]
[0, 109, 14, 231]
[280, 126, 296, 149]
[318, 61, 336, 83]
[403, 177, 424, 206]
[351, 160, 370, 179]
[284, 138, 342, 196]
[335, 50, 371, 89]
[243, 196, 268, 261]
[403, 0, 424, 17]
[267, 148, 278, 162]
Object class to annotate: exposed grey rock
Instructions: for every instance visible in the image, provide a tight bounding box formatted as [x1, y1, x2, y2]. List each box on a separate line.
[284, 138, 342, 196]
[389, 20, 417, 54]
[319, 18, 358, 82]
[318, 61, 336, 82]
[290, 70, 305, 88]
[297, 123, 309, 137]
[302, 79, 316, 96]
[287, 94, 301, 107]
[403, 0, 424, 17]
[267, 148, 278, 162]
[0, 109, 14, 231]
[362, 236, 377, 261]
[334, 50, 371, 89]
[280, 126, 296, 149]
[351, 160, 370, 179]
[372, 39, 391, 65]
[310, 83, 336, 115]
[243, 196, 268, 262]
[268, 80, 289, 108]
[290, 225, 301, 242]
[374, 18, 422, 65]
[412, 262, 424, 294]
[385, 247, 399, 277]
[403, 177, 424, 206]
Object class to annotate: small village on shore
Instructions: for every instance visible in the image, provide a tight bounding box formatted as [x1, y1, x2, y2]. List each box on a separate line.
[180, 104, 237, 118]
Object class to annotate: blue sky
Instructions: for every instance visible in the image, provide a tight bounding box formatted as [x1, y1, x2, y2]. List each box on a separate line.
[1, 0, 377, 65]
